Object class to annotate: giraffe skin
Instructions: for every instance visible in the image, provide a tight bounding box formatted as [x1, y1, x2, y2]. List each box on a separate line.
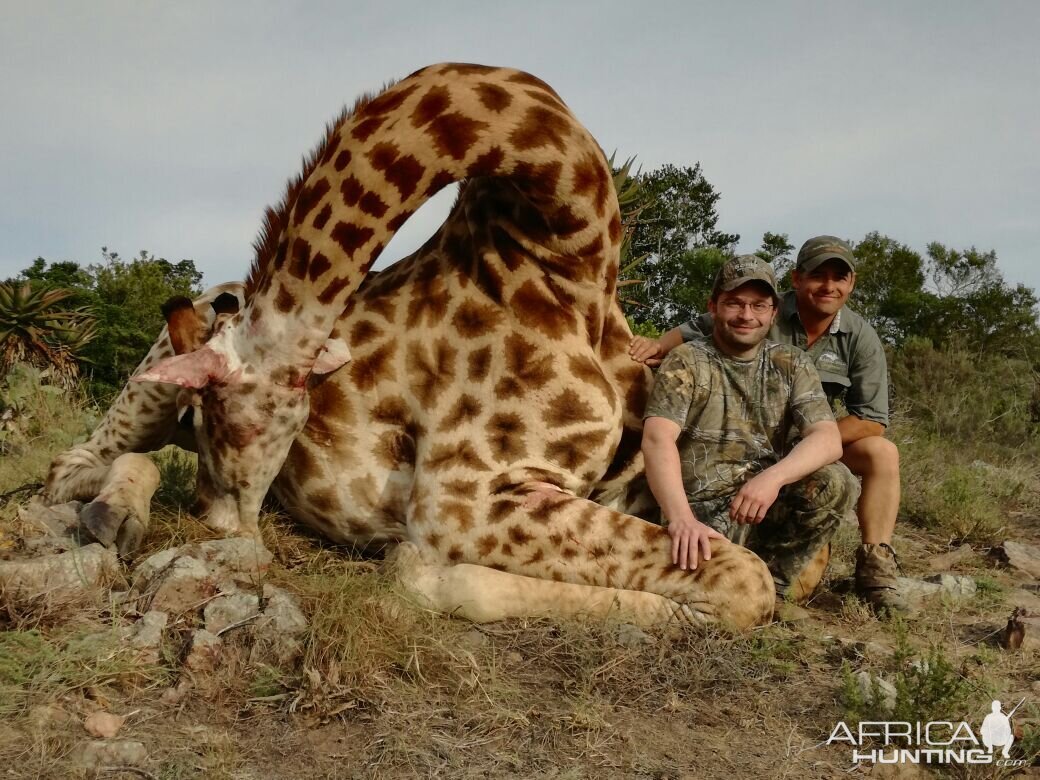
[46, 64, 775, 628]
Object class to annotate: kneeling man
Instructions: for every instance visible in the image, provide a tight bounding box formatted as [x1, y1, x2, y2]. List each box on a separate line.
[641, 255, 858, 602]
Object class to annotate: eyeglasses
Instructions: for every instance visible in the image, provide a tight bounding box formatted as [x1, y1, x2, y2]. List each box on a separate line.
[719, 300, 774, 314]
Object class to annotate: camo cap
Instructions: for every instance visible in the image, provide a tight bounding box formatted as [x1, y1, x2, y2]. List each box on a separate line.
[796, 235, 856, 273]
[711, 254, 779, 301]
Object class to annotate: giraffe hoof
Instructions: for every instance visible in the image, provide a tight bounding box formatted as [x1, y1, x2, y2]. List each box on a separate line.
[79, 500, 131, 549]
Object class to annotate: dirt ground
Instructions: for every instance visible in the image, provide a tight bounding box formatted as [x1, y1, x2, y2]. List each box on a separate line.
[1, 499, 1038, 780]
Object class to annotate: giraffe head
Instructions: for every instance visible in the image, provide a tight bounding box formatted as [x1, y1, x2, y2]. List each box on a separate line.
[132, 297, 351, 536]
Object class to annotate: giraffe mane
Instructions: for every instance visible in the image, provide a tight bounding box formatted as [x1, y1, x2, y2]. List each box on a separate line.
[243, 79, 400, 300]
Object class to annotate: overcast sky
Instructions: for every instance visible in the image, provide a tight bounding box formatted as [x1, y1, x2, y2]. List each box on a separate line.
[3, 2, 1038, 294]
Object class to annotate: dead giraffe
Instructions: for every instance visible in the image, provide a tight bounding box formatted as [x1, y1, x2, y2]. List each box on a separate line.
[45, 64, 776, 628]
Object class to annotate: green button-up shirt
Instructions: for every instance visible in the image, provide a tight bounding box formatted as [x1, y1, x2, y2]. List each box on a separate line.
[678, 290, 889, 426]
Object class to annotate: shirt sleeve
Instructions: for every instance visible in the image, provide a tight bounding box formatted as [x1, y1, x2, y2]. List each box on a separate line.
[643, 347, 701, 428]
[845, 326, 890, 426]
[789, 353, 836, 436]
[677, 312, 713, 342]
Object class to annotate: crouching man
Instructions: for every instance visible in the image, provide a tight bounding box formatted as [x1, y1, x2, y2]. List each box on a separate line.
[641, 255, 859, 604]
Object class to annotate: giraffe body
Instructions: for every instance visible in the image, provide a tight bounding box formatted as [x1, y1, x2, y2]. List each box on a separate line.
[46, 65, 775, 628]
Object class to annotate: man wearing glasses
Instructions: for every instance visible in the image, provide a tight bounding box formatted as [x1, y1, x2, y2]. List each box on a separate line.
[632, 238, 907, 614]
[640, 255, 858, 605]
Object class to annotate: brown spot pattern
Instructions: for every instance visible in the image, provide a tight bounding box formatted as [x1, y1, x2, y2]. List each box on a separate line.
[406, 339, 457, 407]
[486, 413, 527, 461]
[410, 85, 452, 127]
[543, 389, 596, 427]
[451, 298, 502, 338]
[331, 221, 374, 255]
[348, 341, 398, 390]
[475, 82, 512, 112]
[509, 106, 571, 154]
[293, 179, 330, 227]
[510, 277, 577, 340]
[437, 394, 483, 432]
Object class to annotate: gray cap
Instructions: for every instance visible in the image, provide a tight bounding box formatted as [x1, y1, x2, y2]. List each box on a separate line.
[796, 235, 856, 273]
[711, 254, 779, 300]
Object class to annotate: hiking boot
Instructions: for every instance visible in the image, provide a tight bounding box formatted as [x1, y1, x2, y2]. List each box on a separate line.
[855, 543, 912, 615]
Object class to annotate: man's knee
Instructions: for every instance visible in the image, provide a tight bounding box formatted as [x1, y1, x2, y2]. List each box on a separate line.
[790, 463, 860, 514]
[843, 435, 899, 478]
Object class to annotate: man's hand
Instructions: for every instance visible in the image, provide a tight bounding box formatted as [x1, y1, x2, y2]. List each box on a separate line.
[729, 471, 784, 524]
[667, 513, 727, 570]
[629, 336, 664, 366]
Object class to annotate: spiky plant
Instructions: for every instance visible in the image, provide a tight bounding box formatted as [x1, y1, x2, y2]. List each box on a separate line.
[0, 282, 96, 386]
[609, 155, 653, 310]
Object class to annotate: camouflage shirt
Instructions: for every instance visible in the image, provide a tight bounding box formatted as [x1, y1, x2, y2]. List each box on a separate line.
[643, 339, 835, 503]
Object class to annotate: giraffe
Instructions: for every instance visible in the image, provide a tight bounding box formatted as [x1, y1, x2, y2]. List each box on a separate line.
[45, 64, 776, 628]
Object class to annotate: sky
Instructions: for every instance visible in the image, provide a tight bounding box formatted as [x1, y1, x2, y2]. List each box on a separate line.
[2, 1, 1038, 293]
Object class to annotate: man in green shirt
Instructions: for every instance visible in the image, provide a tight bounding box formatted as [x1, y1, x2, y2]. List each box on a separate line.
[641, 255, 859, 603]
[631, 237, 907, 614]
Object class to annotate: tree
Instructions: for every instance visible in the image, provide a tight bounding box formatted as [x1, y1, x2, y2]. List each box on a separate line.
[16, 249, 204, 398]
[620, 164, 738, 329]
[921, 242, 1039, 356]
[850, 232, 1039, 355]
[851, 232, 933, 345]
[756, 232, 795, 281]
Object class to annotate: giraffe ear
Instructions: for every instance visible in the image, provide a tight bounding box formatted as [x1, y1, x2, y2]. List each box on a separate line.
[161, 296, 207, 355]
[132, 347, 231, 389]
[312, 337, 352, 376]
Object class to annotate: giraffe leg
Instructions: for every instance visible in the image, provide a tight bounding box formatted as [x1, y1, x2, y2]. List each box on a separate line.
[389, 541, 704, 627]
[412, 484, 776, 629]
[78, 453, 160, 556]
[43, 447, 113, 504]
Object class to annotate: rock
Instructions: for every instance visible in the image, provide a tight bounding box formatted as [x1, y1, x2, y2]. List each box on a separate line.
[925, 545, 974, 572]
[193, 538, 273, 578]
[249, 586, 308, 666]
[896, 577, 941, 602]
[922, 573, 977, 599]
[160, 679, 192, 705]
[457, 629, 489, 652]
[132, 539, 273, 615]
[83, 711, 126, 739]
[856, 671, 897, 713]
[0, 544, 118, 602]
[616, 623, 656, 648]
[27, 704, 75, 730]
[204, 591, 261, 635]
[993, 541, 1040, 579]
[73, 740, 147, 769]
[184, 629, 223, 673]
[136, 554, 219, 614]
[896, 574, 976, 605]
[17, 498, 81, 538]
[824, 636, 890, 662]
[774, 602, 812, 624]
[125, 610, 168, 664]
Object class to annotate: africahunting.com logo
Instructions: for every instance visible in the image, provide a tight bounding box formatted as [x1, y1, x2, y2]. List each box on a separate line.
[826, 698, 1027, 767]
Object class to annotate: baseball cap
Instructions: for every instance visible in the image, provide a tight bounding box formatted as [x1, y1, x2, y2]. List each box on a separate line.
[796, 235, 856, 273]
[711, 254, 779, 300]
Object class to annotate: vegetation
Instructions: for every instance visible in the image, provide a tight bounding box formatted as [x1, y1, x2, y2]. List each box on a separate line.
[10, 248, 203, 399]
[0, 281, 95, 386]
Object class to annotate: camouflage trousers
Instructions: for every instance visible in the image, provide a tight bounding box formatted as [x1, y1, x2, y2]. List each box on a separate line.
[689, 463, 860, 597]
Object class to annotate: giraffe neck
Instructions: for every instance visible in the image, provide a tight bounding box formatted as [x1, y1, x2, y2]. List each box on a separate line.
[238, 63, 620, 373]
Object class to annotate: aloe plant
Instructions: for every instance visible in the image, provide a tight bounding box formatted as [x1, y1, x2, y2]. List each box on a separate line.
[609, 154, 653, 310]
[0, 282, 96, 385]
